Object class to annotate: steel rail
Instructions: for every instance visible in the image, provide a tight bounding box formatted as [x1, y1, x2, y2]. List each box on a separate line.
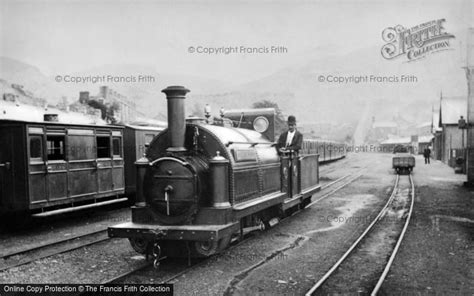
[305, 174, 400, 296]
[307, 169, 366, 208]
[0, 229, 109, 271]
[320, 173, 352, 190]
[371, 174, 415, 295]
[1, 229, 107, 259]
[101, 235, 243, 285]
[100, 260, 155, 285]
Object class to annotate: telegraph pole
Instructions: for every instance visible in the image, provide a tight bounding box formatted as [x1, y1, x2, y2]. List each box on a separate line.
[465, 28, 474, 186]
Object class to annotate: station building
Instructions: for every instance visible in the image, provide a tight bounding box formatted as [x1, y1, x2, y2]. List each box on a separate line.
[433, 95, 467, 168]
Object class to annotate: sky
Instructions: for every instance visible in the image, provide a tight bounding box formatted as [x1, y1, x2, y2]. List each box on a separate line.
[1, 0, 472, 84]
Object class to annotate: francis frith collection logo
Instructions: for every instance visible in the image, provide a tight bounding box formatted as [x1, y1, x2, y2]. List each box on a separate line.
[381, 19, 455, 61]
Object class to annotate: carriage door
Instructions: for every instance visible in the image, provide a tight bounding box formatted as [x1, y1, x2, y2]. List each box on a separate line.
[45, 130, 68, 201]
[28, 127, 48, 205]
[96, 132, 114, 193]
[0, 127, 15, 208]
[67, 129, 98, 198]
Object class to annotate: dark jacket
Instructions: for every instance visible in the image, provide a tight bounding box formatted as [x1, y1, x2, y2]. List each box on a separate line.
[423, 148, 431, 158]
[277, 130, 303, 152]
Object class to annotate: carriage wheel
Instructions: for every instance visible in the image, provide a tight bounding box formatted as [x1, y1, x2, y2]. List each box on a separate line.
[256, 218, 265, 231]
[300, 196, 312, 209]
[129, 238, 151, 254]
[1, 211, 32, 230]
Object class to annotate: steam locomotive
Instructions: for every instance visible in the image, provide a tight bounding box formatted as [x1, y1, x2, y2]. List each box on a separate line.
[108, 86, 346, 258]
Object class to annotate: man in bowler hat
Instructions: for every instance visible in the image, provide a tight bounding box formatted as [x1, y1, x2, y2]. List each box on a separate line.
[423, 146, 431, 164]
[277, 115, 303, 153]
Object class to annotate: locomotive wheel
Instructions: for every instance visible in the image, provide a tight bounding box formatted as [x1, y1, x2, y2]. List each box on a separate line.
[129, 238, 151, 254]
[193, 240, 219, 257]
[193, 235, 232, 257]
[217, 235, 232, 252]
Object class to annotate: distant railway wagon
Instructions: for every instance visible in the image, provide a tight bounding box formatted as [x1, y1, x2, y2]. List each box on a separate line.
[392, 155, 415, 173]
[0, 118, 164, 218]
[392, 145, 415, 173]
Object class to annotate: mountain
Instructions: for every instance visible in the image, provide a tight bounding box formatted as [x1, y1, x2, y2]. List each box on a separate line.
[0, 57, 236, 119]
[0, 57, 69, 103]
[69, 64, 234, 119]
[1, 45, 468, 142]
[234, 45, 467, 125]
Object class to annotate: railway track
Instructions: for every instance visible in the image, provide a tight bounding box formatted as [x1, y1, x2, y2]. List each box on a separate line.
[101, 258, 211, 286]
[100, 240, 241, 286]
[101, 229, 258, 285]
[305, 173, 415, 295]
[0, 229, 109, 271]
[307, 166, 366, 208]
[318, 158, 350, 175]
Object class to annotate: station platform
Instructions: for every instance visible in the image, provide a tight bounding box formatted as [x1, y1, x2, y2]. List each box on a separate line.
[382, 154, 473, 294]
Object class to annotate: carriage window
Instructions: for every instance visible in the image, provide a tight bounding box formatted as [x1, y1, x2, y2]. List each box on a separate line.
[47, 135, 65, 160]
[97, 136, 111, 158]
[29, 136, 43, 160]
[112, 137, 122, 157]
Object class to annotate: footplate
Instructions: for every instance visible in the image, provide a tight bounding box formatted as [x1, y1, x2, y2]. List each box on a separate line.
[108, 222, 240, 242]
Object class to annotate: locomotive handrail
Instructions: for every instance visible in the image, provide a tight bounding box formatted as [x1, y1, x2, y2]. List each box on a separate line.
[225, 141, 277, 147]
[299, 153, 320, 158]
[149, 157, 189, 167]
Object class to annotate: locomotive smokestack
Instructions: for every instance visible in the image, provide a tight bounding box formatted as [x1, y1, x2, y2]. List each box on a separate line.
[162, 86, 190, 152]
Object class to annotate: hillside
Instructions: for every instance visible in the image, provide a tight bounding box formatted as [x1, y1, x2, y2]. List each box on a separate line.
[0, 57, 68, 103]
[1, 46, 467, 142]
[236, 45, 467, 124]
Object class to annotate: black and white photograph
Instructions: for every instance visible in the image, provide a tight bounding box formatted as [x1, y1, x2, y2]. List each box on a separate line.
[0, 0, 472, 295]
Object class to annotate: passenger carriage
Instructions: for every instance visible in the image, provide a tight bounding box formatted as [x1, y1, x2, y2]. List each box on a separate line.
[0, 117, 126, 217]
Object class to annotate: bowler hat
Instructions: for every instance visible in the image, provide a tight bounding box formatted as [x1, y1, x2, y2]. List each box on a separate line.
[287, 115, 296, 124]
